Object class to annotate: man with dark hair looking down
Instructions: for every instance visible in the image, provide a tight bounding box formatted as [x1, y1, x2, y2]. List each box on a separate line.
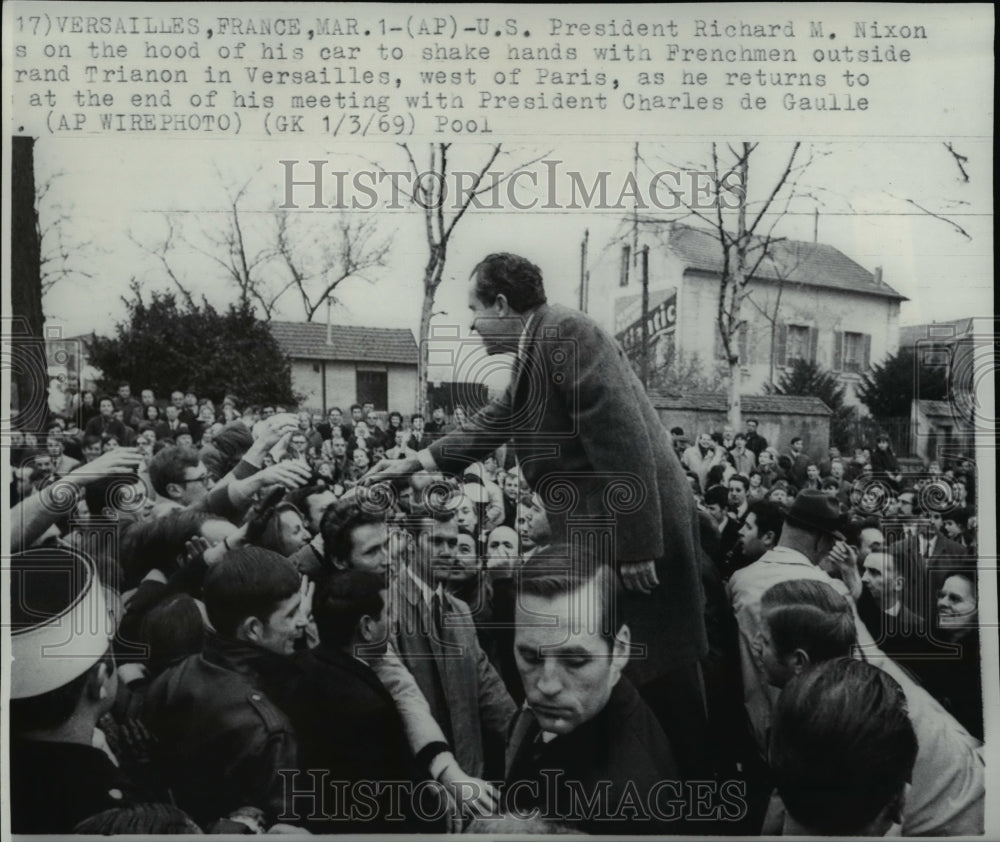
[504, 546, 683, 834]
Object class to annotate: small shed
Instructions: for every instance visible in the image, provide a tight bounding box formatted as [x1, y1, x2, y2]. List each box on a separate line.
[269, 321, 418, 413]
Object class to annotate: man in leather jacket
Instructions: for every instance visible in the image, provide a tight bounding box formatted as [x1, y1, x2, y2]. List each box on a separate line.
[142, 547, 309, 829]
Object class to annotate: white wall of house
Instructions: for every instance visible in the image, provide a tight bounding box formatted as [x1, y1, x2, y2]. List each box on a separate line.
[387, 366, 419, 414]
[291, 360, 417, 412]
[605, 264, 900, 409]
[681, 271, 900, 402]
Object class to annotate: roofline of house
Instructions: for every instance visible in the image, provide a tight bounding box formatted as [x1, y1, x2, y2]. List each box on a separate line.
[269, 320, 416, 336]
[288, 355, 417, 365]
[681, 266, 909, 302]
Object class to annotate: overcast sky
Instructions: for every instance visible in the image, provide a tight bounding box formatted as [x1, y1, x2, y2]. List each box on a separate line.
[34, 137, 992, 364]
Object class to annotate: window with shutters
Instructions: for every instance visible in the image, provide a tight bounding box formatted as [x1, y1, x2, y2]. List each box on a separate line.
[833, 330, 872, 373]
[786, 324, 811, 363]
[843, 332, 866, 372]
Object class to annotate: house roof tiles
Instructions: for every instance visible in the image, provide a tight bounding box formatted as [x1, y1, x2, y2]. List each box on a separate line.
[269, 321, 418, 365]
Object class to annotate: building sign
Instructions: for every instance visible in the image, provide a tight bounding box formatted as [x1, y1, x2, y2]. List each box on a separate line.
[615, 289, 677, 361]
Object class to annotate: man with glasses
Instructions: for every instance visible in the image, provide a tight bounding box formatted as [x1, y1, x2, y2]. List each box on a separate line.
[149, 445, 215, 506]
[148, 444, 217, 512]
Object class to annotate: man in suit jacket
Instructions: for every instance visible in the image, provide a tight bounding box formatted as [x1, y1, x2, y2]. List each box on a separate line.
[289, 492, 500, 819]
[405, 413, 432, 451]
[894, 510, 968, 618]
[857, 549, 931, 679]
[154, 405, 186, 441]
[744, 418, 768, 458]
[366, 252, 709, 776]
[388, 508, 516, 781]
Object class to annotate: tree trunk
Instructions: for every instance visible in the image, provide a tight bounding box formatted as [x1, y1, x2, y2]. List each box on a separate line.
[728, 360, 743, 429]
[416, 272, 437, 415]
[11, 136, 47, 430]
[727, 147, 750, 430]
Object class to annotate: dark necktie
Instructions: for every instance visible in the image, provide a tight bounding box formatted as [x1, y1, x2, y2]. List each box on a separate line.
[430, 592, 445, 638]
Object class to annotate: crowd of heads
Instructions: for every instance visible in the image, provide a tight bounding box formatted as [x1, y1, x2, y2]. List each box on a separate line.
[7, 389, 984, 836]
[677, 418, 978, 564]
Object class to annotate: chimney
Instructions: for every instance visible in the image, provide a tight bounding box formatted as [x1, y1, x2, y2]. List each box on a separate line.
[873, 266, 883, 285]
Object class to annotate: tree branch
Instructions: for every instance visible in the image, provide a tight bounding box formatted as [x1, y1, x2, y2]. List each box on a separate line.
[943, 142, 970, 183]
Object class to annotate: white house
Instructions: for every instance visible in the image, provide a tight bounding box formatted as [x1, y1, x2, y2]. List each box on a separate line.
[605, 224, 908, 407]
[269, 321, 418, 413]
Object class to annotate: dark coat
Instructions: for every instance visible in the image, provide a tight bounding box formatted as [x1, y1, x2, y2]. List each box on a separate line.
[745, 431, 768, 457]
[10, 740, 138, 833]
[141, 633, 299, 827]
[264, 645, 438, 832]
[153, 418, 192, 441]
[84, 414, 130, 442]
[893, 533, 969, 617]
[504, 677, 682, 835]
[857, 590, 931, 669]
[428, 303, 707, 683]
[921, 626, 983, 742]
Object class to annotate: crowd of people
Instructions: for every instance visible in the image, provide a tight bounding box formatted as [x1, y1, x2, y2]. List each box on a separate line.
[8, 252, 986, 836]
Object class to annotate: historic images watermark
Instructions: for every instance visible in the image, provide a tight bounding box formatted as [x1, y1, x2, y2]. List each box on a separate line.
[276, 770, 750, 825]
[278, 158, 746, 211]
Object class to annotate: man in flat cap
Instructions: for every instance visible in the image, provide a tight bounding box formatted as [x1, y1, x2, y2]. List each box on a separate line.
[727, 489, 853, 753]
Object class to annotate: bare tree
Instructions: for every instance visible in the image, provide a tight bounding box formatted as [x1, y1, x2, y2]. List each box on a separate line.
[129, 217, 197, 309]
[36, 171, 94, 296]
[396, 142, 548, 414]
[705, 143, 804, 428]
[131, 169, 391, 321]
[275, 210, 391, 322]
[623, 143, 806, 428]
[191, 173, 285, 317]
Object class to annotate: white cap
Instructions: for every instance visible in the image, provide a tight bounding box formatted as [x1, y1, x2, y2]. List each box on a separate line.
[10, 547, 114, 699]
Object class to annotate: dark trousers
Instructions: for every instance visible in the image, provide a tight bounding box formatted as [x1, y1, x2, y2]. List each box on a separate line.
[638, 661, 711, 781]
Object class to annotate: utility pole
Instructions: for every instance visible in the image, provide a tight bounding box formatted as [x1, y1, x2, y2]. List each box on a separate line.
[631, 142, 640, 282]
[640, 245, 650, 390]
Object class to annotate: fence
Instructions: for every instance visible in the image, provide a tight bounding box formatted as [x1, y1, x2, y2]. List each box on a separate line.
[843, 416, 912, 456]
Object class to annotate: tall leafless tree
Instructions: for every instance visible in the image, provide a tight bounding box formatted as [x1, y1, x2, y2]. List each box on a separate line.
[622, 142, 807, 427]
[396, 142, 548, 414]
